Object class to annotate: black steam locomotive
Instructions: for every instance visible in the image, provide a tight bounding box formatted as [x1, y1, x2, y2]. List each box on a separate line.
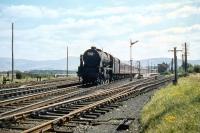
[77, 47, 135, 84]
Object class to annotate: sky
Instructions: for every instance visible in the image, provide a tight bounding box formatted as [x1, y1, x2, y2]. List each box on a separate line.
[0, 0, 200, 61]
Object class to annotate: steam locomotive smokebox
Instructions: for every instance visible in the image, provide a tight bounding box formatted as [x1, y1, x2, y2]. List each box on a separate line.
[83, 48, 101, 67]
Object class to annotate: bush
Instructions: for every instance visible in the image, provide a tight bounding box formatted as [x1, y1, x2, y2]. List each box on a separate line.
[16, 71, 22, 79]
[188, 65, 194, 73]
[161, 71, 171, 75]
[158, 62, 169, 74]
[2, 77, 7, 84]
[193, 65, 200, 73]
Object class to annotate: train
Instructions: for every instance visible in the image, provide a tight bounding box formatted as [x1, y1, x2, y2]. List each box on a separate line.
[77, 46, 148, 84]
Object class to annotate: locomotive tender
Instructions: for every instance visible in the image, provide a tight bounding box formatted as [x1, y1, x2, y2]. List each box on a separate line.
[77, 46, 136, 84]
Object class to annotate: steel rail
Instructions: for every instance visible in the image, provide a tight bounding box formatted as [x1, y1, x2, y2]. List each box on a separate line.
[0, 81, 79, 99]
[0, 86, 84, 117]
[1, 77, 126, 117]
[0, 80, 77, 94]
[0, 79, 78, 94]
[0, 78, 140, 109]
[0, 84, 80, 107]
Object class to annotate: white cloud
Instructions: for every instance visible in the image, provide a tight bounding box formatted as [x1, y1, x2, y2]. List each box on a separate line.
[83, 6, 130, 16]
[128, 25, 200, 60]
[1, 16, 200, 60]
[1, 5, 60, 18]
[1, 3, 199, 25]
[0, 1, 200, 61]
[133, 15, 162, 26]
[147, 2, 181, 11]
[163, 24, 200, 34]
[167, 5, 200, 18]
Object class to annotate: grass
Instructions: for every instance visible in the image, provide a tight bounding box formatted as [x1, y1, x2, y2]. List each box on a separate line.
[141, 74, 200, 133]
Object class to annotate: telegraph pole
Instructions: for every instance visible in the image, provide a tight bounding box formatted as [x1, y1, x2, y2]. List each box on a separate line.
[148, 60, 150, 73]
[182, 54, 184, 68]
[130, 40, 139, 81]
[137, 61, 141, 78]
[174, 48, 178, 84]
[130, 43, 132, 80]
[11, 23, 14, 82]
[171, 58, 174, 73]
[184, 42, 188, 74]
[169, 47, 182, 84]
[66, 45, 69, 77]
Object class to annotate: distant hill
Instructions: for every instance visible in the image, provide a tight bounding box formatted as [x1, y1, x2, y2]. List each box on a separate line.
[0, 57, 79, 71]
[0, 57, 199, 71]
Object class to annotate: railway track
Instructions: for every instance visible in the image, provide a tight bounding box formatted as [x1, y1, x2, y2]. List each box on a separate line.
[0, 80, 79, 100]
[0, 76, 172, 133]
[0, 78, 149, 118]
[0, 85, 81, 117]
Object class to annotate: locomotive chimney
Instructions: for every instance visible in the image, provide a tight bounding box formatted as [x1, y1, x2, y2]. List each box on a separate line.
[91, 46, 96, 49]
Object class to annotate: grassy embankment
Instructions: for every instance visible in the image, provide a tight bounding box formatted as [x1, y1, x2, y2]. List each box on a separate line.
[141, 74, 200, 133]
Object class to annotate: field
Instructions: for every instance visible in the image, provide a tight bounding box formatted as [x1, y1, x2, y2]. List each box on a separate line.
[141, 74, 200, 133]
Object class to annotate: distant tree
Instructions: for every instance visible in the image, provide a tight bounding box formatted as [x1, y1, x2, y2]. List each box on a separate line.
[2, 77, 7, 84]
[178, 66, 184, 74]
[188, 64, 194, 73]
[193, 65, 200, 73]
[16, 71, 22, 79]
[158, 62, 169, 74]
[6, 71, 9, 78]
